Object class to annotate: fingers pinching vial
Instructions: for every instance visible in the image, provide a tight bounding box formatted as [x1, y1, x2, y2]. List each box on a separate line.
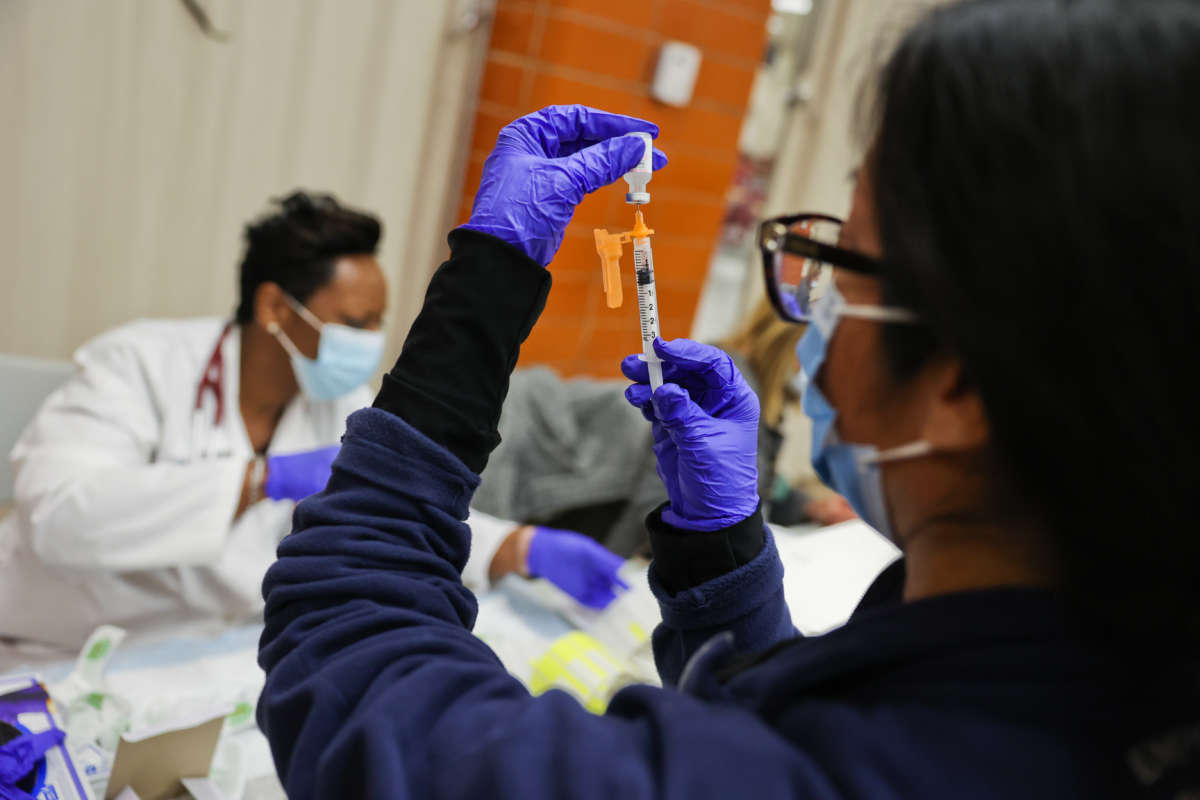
[462, 105, 668, 267]
[622, 338, 761, 531]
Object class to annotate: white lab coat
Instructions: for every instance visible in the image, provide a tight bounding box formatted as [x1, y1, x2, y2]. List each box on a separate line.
[0, 318, 512, 652]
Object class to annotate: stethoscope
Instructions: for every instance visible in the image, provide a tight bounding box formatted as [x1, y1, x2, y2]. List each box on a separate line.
[194, 321, 235, 426]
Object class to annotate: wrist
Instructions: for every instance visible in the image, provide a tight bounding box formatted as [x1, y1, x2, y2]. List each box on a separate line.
[648, 503, 766, 594]
[248, 456, 267, 505]
[661, 501, 759, 532]
[516, 525, 537, 578]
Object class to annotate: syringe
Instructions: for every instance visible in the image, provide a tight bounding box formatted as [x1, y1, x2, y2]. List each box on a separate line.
[592, 131, 664, 389]
[630, 210, 663, 390]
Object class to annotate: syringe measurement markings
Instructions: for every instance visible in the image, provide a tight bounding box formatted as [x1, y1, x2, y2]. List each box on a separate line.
[633, 242, 660, 342]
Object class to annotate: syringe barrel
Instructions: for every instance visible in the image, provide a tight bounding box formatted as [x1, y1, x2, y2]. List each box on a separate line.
[632, 235, 662, 389]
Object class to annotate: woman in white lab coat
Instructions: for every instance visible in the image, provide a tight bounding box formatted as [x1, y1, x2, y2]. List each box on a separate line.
[0, 192, 389, 652]
[0, 191, 627, 658]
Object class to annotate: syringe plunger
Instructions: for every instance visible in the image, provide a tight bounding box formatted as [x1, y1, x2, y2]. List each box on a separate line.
[643, 350, 664, 390]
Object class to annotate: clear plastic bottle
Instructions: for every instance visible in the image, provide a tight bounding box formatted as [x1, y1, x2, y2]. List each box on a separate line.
[623, 132, 653, 205]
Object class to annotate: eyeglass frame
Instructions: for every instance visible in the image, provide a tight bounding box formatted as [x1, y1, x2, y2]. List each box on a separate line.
[758, 212, 916, 325]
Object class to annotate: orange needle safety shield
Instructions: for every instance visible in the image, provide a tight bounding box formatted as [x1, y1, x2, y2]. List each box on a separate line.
[593, 210, 654, 309]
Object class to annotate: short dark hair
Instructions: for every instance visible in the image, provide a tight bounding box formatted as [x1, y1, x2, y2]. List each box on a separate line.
[235, 191, 382, 324]
[868, 0, 1200, 647]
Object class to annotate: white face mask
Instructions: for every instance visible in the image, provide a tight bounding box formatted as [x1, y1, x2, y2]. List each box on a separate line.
[268, 294, 384, 401]
[794, 279, 929, 541]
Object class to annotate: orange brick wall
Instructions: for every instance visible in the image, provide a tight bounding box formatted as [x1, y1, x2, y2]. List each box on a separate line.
[458, 0, 771, 377]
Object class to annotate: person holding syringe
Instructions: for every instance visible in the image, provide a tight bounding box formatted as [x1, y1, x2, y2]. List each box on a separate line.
[259, 3, 1200, 788]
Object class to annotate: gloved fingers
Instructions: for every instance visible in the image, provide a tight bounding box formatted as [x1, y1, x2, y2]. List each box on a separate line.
[651, 337, 741, 391]
[580, 573, 627, 609]
[620, 353, 701, 388]
[623, 382, 658, 424]
[586, 541, 627, 578]
[650, 382, 709, 429]
[625, 384, 670, 426]
[506, 105, 659, 158]
[565, 134, 666, 196]
[628, 371, 734, 435]
[578, 586, 619, 610]
[624, 380, 652, 404]
[620, 353, 648, 382]
[557, 133, 668, 172]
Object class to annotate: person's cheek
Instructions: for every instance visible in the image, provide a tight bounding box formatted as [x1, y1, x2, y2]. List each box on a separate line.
[821, 320, 890, 443]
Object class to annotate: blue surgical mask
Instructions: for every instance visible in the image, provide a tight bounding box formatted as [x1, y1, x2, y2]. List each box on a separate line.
[794, 280, 928, 541]
[269, 295, 384, 401]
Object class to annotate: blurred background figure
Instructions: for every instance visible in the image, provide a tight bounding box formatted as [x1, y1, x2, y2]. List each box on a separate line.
[0, 191, 388, 653]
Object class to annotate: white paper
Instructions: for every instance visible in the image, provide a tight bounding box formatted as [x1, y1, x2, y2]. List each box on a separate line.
[774, 520, 901, 635]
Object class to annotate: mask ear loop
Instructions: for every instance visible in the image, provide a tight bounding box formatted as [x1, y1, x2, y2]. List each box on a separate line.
[266, 320, 306, 361]
[839, 304, 920, 324]
[283, 293, 327, 333]
[866, 440, 935, 465]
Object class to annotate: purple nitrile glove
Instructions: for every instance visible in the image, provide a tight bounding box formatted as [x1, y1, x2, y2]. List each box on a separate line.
[526, 526, 630, 609]
[264, 445, 340, 502]
[0, 726, 64, 796]
[462, 104, 668, 266]
[622, 338, 760, 531]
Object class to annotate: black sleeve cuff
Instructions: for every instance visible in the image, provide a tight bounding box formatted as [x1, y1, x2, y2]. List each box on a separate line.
[373, 228, 551, 474]
[647, 502, 766, 595]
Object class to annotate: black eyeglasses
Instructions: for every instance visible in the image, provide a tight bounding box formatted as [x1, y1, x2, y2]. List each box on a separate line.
[758, 213, 886, 324]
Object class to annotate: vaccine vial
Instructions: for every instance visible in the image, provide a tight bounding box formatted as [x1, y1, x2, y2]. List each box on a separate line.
[623, 132, 653, 205]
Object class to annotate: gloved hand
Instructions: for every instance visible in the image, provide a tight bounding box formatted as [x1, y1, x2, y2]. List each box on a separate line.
[526, 526, 629, 609]
[265, 445, 340, 502]
[0, 724, 64, 794]
[623, 338, 760, 531]
[463, 104, 668, 266]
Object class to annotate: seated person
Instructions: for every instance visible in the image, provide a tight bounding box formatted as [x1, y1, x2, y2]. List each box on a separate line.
[473, 301, 854, 558]
[0, 191, 624, 659]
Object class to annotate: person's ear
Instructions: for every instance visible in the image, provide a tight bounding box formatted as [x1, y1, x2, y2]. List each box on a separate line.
[918, 357, 990, 451]
[254, 282, 289, 333]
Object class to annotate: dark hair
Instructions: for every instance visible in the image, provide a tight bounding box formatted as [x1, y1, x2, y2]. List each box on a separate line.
[235, 191, 382, 324]
[868, 0, 1200, 647]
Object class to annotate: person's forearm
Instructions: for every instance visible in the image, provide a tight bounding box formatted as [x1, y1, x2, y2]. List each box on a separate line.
[19, 459, 245, 569]
[373, 229, 551, 474]
[649, 524, 795, 687]
[488, 525, 534, 582]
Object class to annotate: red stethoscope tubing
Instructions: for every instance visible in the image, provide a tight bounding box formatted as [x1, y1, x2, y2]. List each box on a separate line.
[194, 322, 234, 425]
